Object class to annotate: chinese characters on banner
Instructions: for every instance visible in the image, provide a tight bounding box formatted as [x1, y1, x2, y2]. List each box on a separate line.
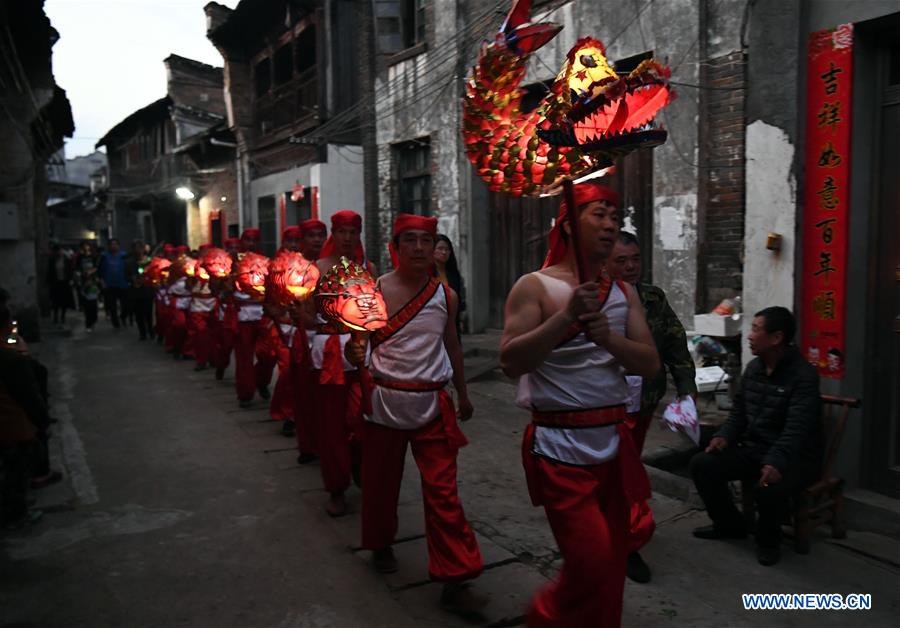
[801, 24, 853, 379]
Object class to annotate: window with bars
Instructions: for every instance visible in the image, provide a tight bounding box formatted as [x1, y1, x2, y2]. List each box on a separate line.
[395, 138, 431, 215]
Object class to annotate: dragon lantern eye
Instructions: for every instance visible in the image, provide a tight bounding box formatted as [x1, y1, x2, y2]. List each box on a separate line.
[580, 54, 597, 68]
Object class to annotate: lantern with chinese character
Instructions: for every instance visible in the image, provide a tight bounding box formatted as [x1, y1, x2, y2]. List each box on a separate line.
[235, 252, 269, 299]
[143, 257, 172, 287]
[267, 250, 319, 306]
[316, 257, 387, 332]
[201, 247, 233, 279]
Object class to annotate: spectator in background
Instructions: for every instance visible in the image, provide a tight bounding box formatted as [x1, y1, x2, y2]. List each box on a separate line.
[98, 238, 129, 329]
[80, 267, 100, 332]
[690, 307, 821, 567]
[434, 234, 466, 339]
[46, 244, 75, 326]
[607, 230, 697, 583]
[127, 240, 154, 340]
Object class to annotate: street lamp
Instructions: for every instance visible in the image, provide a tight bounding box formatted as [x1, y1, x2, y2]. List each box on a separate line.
[175, 186, 195, 200]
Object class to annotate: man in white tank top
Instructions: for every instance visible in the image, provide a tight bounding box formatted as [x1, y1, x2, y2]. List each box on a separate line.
[346, 214, 486, 616]
[500, 183, 660, 628]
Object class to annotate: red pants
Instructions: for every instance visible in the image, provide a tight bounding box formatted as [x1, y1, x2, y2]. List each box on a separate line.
[313, 375, 362, 494]
[186, 311, 212, 367]
[268, 329, 293, 422]
[361, 418, 483, 582]
[290, 329, 317, 454]
[164, 308, 188, 355]
[525, 452, 629, 628]
[211, 311, 237, 371]
[624, 412, 656, 553]
[155, 300, 170, 339]
[234, 320, 276, 402]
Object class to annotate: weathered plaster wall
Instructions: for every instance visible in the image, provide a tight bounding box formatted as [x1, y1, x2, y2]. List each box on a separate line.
[742, 120, 797, 363]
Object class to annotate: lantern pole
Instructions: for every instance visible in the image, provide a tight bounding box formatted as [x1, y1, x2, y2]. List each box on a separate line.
[563, 178, 588, 284]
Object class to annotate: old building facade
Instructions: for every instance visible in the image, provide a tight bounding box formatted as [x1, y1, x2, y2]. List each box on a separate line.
[96, 55, 233, 248]
[206, 0, 365, 257]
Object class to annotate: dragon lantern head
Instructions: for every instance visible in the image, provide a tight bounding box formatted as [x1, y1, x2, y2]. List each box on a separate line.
[143, 257, 171, 287]
[463, 0, 673, 196]
[316, 257, 387, 332]
[235, 252, 269, 297]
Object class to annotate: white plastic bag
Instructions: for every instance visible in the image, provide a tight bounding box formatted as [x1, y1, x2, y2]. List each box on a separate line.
[661, 396, 700, 446]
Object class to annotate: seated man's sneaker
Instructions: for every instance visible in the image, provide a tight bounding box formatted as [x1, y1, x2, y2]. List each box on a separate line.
[626, 551, 652, 583]
[692, 524, 747, 540]
[757, 545, 781, 566]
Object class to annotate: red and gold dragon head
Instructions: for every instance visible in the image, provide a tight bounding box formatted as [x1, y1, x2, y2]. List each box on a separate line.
[463, 0, 673, 196]
[266, 250, 320, 306]
[235, 252, 269, 298]
[168, 255, 197, 283]
[142, 257, 172, 287]
[200, 247, 233, 279]
[315, 257, 387, 332]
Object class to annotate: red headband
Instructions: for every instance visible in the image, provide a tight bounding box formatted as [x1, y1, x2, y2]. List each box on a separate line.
[175, 245, 190, 256]
[198, 243, 212, 252]
[298, 218, 327, 235]
[542, 183, 619, 269]
[282, 226, 301, 240]
[224, 237, 241, 248]
[241, 228, 261, 240]
[389, 213, 439, 268]
[163, 244, 175, 254]
[320, 210, 365, 263]
[392, 213, 438, 237]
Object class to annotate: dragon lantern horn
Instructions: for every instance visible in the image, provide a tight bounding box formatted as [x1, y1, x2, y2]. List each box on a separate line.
[499, 0, 561, 55]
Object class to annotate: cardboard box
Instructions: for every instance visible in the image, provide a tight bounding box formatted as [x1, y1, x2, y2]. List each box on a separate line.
[693, 313, 743, 337]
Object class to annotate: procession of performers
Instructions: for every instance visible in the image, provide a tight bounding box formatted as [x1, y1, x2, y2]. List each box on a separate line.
[141, 184, 668, 626]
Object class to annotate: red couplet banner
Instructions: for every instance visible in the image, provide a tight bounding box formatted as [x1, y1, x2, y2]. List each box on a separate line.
[800, 24, 853, 379]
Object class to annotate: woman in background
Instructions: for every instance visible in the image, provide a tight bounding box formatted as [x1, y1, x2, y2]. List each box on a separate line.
[434, 234, 466, 339]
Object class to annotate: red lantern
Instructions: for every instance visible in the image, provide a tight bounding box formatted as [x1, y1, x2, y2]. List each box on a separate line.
[142, 257, 172, 287]
[235, 252, 269, 298]
[316, 257, 387, 332]
[267, 250, 320, 306]
[201, 247, 233, 279]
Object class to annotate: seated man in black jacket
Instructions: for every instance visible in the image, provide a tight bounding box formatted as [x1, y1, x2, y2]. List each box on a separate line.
[690, 306, 821, 566]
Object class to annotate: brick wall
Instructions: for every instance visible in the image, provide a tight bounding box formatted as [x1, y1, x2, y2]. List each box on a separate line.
[699, 50, 746, 311]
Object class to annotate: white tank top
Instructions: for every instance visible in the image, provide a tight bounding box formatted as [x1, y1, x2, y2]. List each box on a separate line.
[234, 290, 264, 322]
[368, 284, 452, 430]
[517, 273, 629, 465]
[170, 278, 192, 310]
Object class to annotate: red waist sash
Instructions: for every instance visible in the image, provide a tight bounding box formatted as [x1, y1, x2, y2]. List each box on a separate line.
[372, 377, 467, 449]
[530, 404, 626, 428]
[523, 406, 650, 506]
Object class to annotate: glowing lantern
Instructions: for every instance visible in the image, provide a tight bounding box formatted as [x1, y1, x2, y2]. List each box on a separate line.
[462, 0, 672, 196]
[267, 250, 320, 306]
[316, 257, 387, 332]
[143, 257, 172, 287]
[201, 247, 233, 279]
[235, 252, 269, 298]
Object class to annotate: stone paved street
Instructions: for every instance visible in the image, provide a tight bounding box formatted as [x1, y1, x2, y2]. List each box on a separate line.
[1, 325, 898, 627]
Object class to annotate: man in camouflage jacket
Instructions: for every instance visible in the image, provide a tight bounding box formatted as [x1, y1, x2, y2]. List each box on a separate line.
[608, 231, 698, 584]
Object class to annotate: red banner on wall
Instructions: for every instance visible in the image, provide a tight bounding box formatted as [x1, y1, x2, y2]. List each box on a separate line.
[800, 24, 853, 379]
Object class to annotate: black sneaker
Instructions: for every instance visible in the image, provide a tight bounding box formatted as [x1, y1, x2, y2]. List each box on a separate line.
[239, 399, 253, 409]
[281, 421, 295, 437]
[257, 385, 271, 400]
[215, 367, 225, 381]
[440, 582, 488, 618]
[296, 452, 317, 465]
[372, 547, 398, 573]
[351, 462, 362, 488]
[692, 524, 747, 540]
[757, 545, 781, 566]
[626, 551, 651, 583]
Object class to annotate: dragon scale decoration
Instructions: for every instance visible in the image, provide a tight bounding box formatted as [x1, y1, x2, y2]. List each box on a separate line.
[463, 0, 674, 196]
